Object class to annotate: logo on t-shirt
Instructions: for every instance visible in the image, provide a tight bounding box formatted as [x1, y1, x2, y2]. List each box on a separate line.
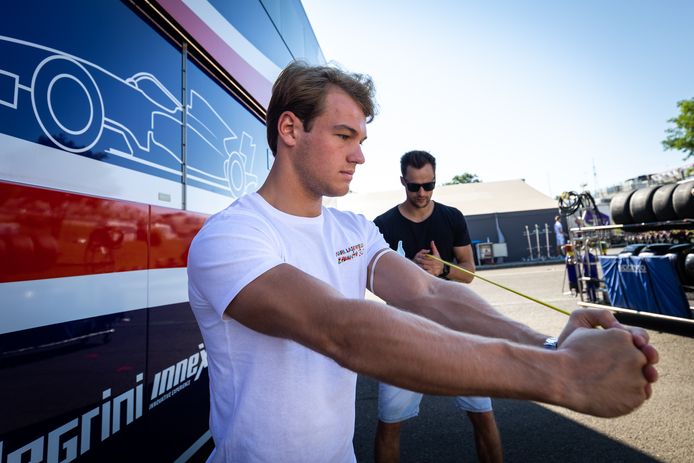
[336, 242, 364, 264]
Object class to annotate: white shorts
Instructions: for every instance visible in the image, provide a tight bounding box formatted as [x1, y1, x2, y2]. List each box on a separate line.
[378, 382, 493, 423]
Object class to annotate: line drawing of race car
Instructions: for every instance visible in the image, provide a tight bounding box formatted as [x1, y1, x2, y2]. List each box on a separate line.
[0, 35, 258, 198]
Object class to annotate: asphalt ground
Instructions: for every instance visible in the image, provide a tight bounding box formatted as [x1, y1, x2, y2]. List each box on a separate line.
[353, 263, 694, 463]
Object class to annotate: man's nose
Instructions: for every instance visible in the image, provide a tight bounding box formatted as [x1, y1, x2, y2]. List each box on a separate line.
[349, 145, 365, 164]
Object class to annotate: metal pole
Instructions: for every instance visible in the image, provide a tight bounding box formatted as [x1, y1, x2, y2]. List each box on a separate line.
[534, 224, 541, 259]
[544, 223, 551, 257]
[181, 42, 188, 210]
[525, 225, 533, 260]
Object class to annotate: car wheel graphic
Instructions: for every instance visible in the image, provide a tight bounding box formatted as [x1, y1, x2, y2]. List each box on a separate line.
[226, 152, 246, 198]
[31, 55, 104, 153]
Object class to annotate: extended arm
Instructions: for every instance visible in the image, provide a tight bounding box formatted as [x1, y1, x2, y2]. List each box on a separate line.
[372, 251, 658, 401]
[226, 255, 655, 418]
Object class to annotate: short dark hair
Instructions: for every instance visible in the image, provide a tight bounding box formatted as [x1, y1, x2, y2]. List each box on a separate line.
[266, 61, 377, 156]
[400, 150, 436, 177]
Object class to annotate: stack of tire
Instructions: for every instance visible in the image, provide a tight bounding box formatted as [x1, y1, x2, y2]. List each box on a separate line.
[610, 180, 694, 224]
[611, 180, 694, 290]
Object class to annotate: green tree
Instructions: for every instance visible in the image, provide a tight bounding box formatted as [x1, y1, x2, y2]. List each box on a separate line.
[445, 173, 481, 185]
[663, 97, 694, 159]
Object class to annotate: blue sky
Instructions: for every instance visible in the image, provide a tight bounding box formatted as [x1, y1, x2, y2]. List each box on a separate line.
[300, 0, 694, 198]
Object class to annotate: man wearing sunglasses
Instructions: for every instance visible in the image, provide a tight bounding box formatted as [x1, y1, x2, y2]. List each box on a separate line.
[373, 150, 502, 463]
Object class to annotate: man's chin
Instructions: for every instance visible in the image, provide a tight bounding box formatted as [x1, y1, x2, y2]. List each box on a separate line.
[323, 186, 351, 198]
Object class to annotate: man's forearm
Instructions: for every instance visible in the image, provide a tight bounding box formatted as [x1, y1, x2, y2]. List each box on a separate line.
[328, 297, 561, 400]
[447, 260, 475, 284]
[396, 278, 549, 346]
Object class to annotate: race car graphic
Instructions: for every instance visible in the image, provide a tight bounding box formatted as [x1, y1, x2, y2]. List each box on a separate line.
[185, 90, 258, 197]
[0, 35, 258, 198]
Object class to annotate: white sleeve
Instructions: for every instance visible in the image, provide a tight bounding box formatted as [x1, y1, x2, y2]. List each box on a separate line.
[188, 211, 283, 319]
[364, 217, 390, 266]
[361, 215, 390, 292]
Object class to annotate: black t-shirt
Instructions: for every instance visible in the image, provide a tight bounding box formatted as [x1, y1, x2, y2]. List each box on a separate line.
[373, 202, 471, 263]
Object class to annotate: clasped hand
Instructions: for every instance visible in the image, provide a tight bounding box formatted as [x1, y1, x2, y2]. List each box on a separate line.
[556, 308, 659, 417]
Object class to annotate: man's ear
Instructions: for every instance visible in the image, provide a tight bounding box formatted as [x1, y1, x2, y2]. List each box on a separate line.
[277, 111, 302, 148]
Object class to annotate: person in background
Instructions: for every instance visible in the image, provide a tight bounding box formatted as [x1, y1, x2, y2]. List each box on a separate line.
[373, 150, 502, 463]
[554, 215, 567, 256]
[187, 60, 658, 463]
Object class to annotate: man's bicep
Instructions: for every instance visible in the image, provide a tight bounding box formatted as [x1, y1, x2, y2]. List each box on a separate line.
[225, 264, 345, 351]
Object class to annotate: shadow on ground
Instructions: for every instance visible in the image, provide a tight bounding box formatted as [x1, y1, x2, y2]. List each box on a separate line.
[354, 375, 660, 463]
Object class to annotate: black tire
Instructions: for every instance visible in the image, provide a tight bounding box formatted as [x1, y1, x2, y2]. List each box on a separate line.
[667, 244, 694, 285]
[610, 190, 635, 224]
[652, 183, 679, 221]
[673, 180, 694, 219]
[629, 186, 659, 223]
[685, 252, 694, 285]
[640, 243, 673, 255]
[619, 243, 647, 256]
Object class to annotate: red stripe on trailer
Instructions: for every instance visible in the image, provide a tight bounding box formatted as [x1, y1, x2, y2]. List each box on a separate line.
[151, 205, 207, 269]
[0, 181, 206, 283]
[0, 181, 148, 283]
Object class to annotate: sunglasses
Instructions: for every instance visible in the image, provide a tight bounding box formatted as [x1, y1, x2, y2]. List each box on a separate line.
[405, 181, 435, 192]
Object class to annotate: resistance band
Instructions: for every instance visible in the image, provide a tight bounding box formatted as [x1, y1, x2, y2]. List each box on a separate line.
[426, 254, 571, 317]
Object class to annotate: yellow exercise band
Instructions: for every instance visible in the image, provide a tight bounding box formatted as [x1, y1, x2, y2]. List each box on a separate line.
[426, 254, 571, 317]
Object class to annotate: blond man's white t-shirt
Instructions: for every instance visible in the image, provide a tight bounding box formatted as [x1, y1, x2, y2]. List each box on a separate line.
[188, 192, 387, 462]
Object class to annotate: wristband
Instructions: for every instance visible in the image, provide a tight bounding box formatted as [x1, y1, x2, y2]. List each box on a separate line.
[543, 337, 558, 350]
[440, 263, 450, 279]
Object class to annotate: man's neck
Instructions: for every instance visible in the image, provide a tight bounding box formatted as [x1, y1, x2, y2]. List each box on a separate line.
[258, 167, 323, 217]
[398, 200, 434, 223]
